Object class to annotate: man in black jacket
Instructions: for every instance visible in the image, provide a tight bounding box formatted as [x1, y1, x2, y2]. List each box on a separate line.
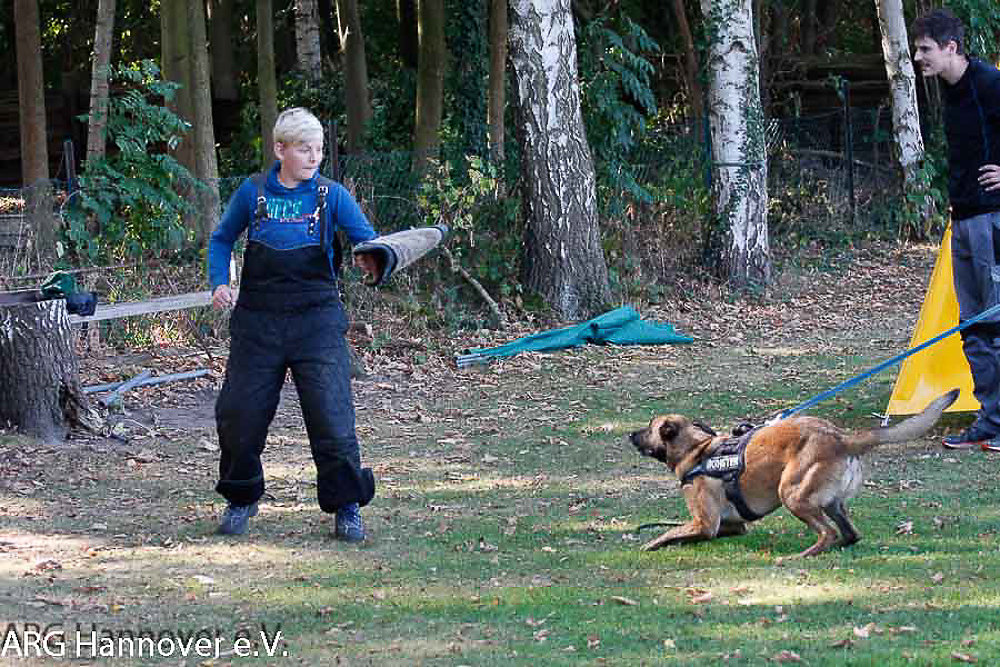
[912, 9, 1000, 450]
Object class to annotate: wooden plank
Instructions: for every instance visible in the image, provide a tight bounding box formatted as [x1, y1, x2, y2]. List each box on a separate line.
[69, 290, 215, 324]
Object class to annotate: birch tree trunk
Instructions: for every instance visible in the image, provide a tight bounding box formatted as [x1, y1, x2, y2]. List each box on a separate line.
[336, 0, 371, 153]
[209, 0, 239, 101]
[875, 0, 934, 228]
[86, 0, 116, 164]
[0, 302, 92, 442]
[509, 0, 612, 320]
[295, 0, 323, 83]
[412, 0, 445, 173]
[188, 0, 220, 247]
[487, 0, 507, 163]
[701, 0, 771, 289]
[257, 0, 278, 167]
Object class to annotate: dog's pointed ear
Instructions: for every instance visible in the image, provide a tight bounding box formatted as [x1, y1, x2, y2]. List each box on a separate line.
[658, 420, 679, 441]
[692, 420, 717, 437]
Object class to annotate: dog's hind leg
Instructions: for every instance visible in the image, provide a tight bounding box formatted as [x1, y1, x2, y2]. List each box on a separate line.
[783, 500, 842, 558]
[823, 500, 860, 547]
[717, 521, 748, 538]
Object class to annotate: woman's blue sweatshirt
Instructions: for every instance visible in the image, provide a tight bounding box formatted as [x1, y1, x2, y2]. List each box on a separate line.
[207, 163, 376, 292]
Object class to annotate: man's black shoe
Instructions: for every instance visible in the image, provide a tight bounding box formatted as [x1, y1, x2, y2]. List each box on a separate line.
[942, 425, 995, 450]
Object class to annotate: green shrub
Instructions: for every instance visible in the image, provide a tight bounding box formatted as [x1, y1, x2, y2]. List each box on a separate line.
[65, 60, 202, 262]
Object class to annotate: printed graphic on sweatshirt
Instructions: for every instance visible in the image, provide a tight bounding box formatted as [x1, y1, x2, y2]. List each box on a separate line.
[266, 198, 310, 223]
[250, 195, 322, 251]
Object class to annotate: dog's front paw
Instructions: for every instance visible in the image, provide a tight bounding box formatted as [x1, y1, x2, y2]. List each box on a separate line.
[640, 537, 666, 552]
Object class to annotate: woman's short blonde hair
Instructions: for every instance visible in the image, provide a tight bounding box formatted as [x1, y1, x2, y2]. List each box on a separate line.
[273, 107, 324, 144]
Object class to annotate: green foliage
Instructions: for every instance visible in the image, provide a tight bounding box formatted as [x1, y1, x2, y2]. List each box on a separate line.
[217, 100, 266, 177]
[65, 60, 201, 261]
[416, 156, 520, 300]
[366, 69, 418, 152]
[444, 0, 489, 162]
[577, 16, 661, 217]
[896, 161, 947, 241]
[219, 71, 348, 177]
[948, 0, 1000, 62]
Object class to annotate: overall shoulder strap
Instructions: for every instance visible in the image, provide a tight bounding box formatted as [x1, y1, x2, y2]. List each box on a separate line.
[314, 175, 343, 273]
[314, 175, 333, 250]
[250, 172, 268, 226]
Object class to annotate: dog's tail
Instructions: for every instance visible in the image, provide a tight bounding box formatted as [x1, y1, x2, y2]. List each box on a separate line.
[844, 388, 960, 455]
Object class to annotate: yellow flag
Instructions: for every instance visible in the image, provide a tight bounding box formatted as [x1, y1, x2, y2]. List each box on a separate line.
[886, 223, 978, 415]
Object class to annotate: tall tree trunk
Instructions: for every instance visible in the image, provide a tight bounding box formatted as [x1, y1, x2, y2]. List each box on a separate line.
[818, 0, 839, 51]
[397, 0, 419, 70]
[487, 0, 507, 163]
[756, 0, 770, 112]
[509, 0, 612, 320]
[317, 0, 341, 67]
[86, 0, 116, 164]
[671, 0, 703, 125]
[209, 0, 239, 101]
[161, 0, 195, 171]
[0, 302, 92, 442]
[14, 0, 55, 256]
[875, 0, 932, 232]
[257, 0, 278, 168]
[336, 0, 371, 153]
[802, 0, 817, 55]
[189, 0, 220, 247]
[701, 0, 771, 289]
[295, 0, 323, 83]
[412, 0, 445, 173]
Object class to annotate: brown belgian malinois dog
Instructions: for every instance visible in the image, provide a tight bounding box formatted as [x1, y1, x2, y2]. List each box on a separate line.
[629, 389, 959, 558]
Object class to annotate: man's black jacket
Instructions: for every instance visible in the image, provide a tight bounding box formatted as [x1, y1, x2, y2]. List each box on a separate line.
[943, 58, 1000, 221]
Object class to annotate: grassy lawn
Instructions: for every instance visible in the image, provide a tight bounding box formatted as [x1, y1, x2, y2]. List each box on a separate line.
[3, 246, 1000, 665]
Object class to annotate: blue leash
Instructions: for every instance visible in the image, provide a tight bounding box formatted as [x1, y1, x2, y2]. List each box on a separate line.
[773, 302, 1000, 421]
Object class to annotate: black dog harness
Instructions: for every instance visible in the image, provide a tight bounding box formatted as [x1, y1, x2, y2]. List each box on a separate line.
[680, 428, 764, 522]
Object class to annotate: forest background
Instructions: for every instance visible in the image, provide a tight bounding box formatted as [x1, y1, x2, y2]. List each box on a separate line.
[5, 4, 1000, 663]
[1, 0, 1000, 336]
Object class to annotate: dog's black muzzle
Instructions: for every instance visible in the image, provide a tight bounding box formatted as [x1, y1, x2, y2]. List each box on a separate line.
[629, 430, 651, 455]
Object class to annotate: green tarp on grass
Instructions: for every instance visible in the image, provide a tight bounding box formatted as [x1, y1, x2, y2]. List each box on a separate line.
[456, 306, 693, 366]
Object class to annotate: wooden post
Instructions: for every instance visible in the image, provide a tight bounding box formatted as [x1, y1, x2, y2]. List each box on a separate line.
[0, 300, 92, 441]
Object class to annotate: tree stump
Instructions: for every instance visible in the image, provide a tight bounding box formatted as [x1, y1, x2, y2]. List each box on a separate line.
[0, 300, 92, 441]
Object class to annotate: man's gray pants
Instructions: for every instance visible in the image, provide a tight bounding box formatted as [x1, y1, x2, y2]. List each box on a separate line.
[952, 211, 1000, 434]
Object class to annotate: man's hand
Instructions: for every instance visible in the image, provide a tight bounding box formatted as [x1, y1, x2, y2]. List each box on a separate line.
[353, 252, 381, 284]
[979, 164, 1000, 192]
[212, 284, 234, 310]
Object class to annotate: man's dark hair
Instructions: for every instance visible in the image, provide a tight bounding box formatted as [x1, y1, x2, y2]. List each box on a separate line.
[912, 8, 966, 55]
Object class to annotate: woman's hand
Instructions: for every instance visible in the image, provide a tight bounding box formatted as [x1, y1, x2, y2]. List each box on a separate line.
[212, 284, 234, 310]
[353, 253, 380, 283]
